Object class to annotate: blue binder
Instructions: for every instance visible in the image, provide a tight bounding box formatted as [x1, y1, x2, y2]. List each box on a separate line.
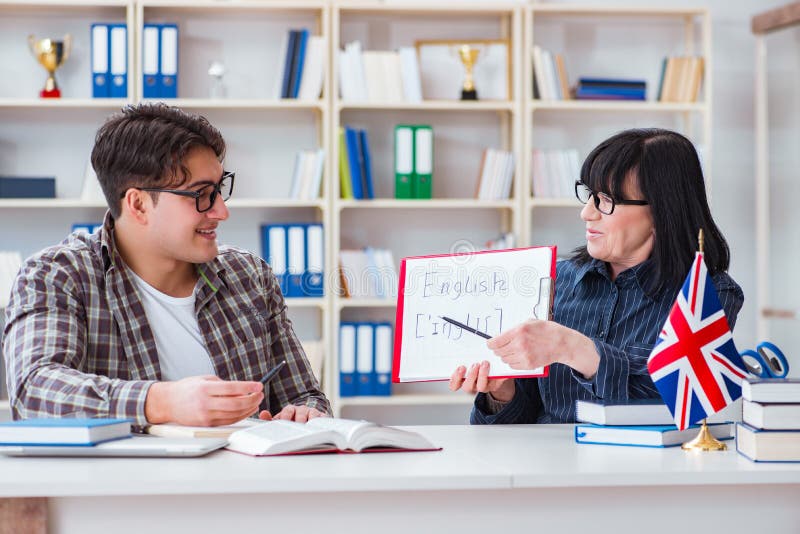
[373, 322, 393, 396]
[142, 24, 160, 98]
[286, 224, 305, 298]
[159, 24, 179, 98]
[356, 323, 374, 396]
[261, 224, 288, 296]
[303, 223, 324, 297]
[339, 323, 357, 397]
[109, 24, 128, 98]
[90, 24, 109, 98]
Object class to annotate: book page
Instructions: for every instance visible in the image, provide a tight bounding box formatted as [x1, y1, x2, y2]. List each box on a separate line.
[226, 420, 345, 456]
[306, 417, 372, 444]
[306, 418, 436, 452]
[395, 246, 555, 382]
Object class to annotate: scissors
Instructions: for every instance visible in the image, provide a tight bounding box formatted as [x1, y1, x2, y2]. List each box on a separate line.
[741, 341, 789, 378]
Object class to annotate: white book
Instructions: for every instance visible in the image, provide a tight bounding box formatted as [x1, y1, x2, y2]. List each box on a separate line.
[306, 149, 325, 200]
[398, 46, 423, 103]
[346, 41, 367, 102]
[500, 151, 515, 200]
[743, 400, 800, 430]
[338, 48, 353, 101]
[297, 36, 326, 101]
[531, 149, 547, 197]
[541, 50, 559, 101]
[287, 151, 305, 199]
[477, 148, 495, 200]
[362, 51, 386, 102]
[532, 46, 549, 100]
[298, 150, 318, 200]
[226, 418, 438, 456]
[383, 52, 405, 102]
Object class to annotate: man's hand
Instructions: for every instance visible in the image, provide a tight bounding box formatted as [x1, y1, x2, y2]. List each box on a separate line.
[448, 360, 516, 402]
[145, 375, 264, 426]
[258, 405, 328, 423]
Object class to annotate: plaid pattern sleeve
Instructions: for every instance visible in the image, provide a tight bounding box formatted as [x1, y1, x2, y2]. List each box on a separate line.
[3, 237, 155, 422]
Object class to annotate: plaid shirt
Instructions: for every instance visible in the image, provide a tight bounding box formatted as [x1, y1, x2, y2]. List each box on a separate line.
[3, 212, 330, 423]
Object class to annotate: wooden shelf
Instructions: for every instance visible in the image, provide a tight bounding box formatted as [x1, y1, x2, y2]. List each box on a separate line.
[530, 100, 707, 112]
[142, 99, 325, 111]
[338, 100, 514, 112]
[337, 298, 396, 309]
[338, 394, 474, 407]
[141, 0, 326, 10]
[336, 199, 514, 210]
[0, 98, 129, 109]
[285, 298, 326, 309]
[531, 5, 707, 17]
[335, 2, 518, 15]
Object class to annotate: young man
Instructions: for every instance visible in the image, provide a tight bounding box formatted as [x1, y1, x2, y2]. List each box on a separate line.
[3, 103, 330, 425]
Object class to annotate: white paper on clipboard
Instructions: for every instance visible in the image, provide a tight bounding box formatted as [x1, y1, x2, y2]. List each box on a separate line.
[393, 246, 556, 383]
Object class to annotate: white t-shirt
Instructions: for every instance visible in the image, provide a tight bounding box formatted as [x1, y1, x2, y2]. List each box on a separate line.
[129, 270, 216, 381]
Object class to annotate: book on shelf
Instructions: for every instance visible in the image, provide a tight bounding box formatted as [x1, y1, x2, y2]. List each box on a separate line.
[531, 148, 580, 199]
[484, 232, 515, 251]
[261, 223, 324, 298]
[531, 45, 570, 101]
[339, 126, 374, 200]
[574, 422, 734, 448]
[146, 418, 257, 439]
[225, 418, 439, 456]
[742, 378, 800, 403]
[288, 148, 325, 200]
[475, 148, 514, 201]
[0, 418, 131, 446]
[736, 423, 800, 462]
[658, 56, 704, 103]
[575, 78, 646, 101]
[575, 398, 674, 426]
[338, 247, 397, 299]
[743, 399, 800, 430]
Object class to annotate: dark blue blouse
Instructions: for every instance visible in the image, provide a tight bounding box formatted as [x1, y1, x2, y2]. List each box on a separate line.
[471, 258, 744, 424]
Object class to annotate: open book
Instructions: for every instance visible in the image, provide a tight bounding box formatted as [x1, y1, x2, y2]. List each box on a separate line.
[226, 418, 440, 456]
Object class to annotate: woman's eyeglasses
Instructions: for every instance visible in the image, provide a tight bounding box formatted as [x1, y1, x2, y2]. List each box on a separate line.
[574, 181, 648, 215]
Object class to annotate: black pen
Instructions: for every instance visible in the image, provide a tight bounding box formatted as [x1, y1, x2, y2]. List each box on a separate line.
[440, 316, 492, 340]
[259, 360, 287, 385]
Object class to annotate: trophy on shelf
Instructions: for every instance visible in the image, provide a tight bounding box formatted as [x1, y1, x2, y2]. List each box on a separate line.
[28, 34, 72, 98]
[208, 60, 228, 99]
[456, 43, 480, 100]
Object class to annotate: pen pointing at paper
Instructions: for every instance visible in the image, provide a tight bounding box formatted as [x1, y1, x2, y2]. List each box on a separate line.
[440, 316, 492, 340]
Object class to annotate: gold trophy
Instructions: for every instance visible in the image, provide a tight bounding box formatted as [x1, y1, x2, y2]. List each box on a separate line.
[28, 34, 72, 98]
[457, 44, 480, 100]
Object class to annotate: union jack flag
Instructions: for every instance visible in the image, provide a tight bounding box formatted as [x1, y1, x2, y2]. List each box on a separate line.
[647, 252, 748, 430]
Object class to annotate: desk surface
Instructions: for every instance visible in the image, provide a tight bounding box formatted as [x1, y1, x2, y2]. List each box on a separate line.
[1, 424, 799, 498]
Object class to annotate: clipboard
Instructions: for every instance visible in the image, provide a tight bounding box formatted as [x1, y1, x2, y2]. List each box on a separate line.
[392, 246, 556, 383]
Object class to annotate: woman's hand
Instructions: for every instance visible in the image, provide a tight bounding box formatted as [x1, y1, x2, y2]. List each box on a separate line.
[487, 319, 600, 378]
[449, 361, 515, 402]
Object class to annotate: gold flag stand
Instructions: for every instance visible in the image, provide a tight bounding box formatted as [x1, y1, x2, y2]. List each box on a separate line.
[681, 229, 727, 452]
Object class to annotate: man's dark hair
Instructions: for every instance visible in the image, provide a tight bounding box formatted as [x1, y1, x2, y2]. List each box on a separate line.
[572, 128, 731, 294]
[91, 103, 226, 218]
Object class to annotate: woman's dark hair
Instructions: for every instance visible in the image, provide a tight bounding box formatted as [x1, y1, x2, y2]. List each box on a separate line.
[572, 128, 730, 293]
[91, 103, 226, 218]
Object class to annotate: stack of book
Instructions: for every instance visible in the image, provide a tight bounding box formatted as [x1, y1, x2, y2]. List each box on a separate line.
[339, 126, 374, 200]
[275, 28, 326, 100]
[656, 56, 704, 103]
[574, 399, 733, 447]
[736, 378, 800, 462]
[338, 41, 423, 103]
[475, 148, 514, 200]
[338, 247, 397, 299]
[531, 148, 581, 199]
[574, 78, 646, 101]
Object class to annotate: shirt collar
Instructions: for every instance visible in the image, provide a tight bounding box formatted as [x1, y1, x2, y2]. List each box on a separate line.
[572, 257, 661, 300]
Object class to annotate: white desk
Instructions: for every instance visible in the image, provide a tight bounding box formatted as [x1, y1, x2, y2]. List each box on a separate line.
[1, 425, 798, 534]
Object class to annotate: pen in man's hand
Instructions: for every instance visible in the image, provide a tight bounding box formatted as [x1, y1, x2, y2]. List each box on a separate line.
[259, 360, 287, 385]
[440, 316, 492, 340]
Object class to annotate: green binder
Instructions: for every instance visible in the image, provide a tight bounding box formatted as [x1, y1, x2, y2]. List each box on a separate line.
[394, 125, 414, 199]
[413, 125, 433, 199]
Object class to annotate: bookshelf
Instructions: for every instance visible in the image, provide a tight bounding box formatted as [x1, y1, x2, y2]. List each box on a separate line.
[0, 2, 714, 424]
[522, 5, 712, 252]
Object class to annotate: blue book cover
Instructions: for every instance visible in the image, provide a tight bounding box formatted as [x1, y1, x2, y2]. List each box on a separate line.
[344, 127, 364, 199]
[0, 418, 131, 446]
[282, 30, 299, 99]
[578, 78, 646, 87]
[574, 422, 733, 448]
[290, 29, 310, 98]
[358, 129, 374, 199]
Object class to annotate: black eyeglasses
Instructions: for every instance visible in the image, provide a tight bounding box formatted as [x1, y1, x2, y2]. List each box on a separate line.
[574, 180, 648, 215]
[138, 171, 235, 213]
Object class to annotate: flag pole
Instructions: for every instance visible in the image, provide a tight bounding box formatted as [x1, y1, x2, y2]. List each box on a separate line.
[682, 229, 728, 452]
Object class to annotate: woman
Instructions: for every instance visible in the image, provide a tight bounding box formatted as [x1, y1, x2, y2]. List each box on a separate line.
[449, 128, 744, 424]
